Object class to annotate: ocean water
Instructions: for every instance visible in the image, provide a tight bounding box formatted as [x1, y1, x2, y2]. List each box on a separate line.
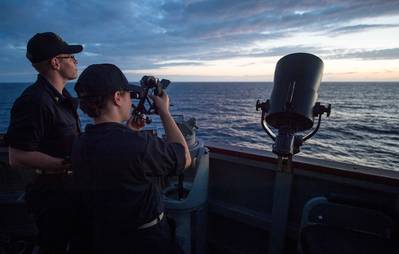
[0, 82, 398, 171]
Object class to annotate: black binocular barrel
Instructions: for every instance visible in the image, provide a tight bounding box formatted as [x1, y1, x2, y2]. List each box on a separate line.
[266, 53, 323, 132]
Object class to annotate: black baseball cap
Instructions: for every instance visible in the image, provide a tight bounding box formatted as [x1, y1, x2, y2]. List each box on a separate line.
[26, 32, 83, 63]
[75, 64, 141, 98]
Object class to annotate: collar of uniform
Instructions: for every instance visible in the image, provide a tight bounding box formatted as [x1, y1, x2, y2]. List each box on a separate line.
[85, 122, 128, 133]
[37, 74, 72, 104]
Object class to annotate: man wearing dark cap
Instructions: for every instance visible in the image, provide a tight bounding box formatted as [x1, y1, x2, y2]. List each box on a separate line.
[71, 64, 191, 253]
[6, 32, 83, 253]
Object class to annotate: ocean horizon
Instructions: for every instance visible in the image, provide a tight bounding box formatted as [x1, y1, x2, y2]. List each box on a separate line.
[1, 81, 398, 171]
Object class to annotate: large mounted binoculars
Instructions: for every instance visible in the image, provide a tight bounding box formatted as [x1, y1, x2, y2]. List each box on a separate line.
[256, 53, 331, 157]
[257, 53, 331, 254]
[131, 76, 171, 124]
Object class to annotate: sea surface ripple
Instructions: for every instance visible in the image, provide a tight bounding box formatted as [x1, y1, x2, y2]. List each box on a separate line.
[0, 82, 398, 171]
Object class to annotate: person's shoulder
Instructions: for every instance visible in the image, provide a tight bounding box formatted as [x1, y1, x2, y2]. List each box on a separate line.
[115, 126, 151, 145]
[29, 82, 54, 106]
[14, 81, 51, 108]
[117, 126, 142, 139]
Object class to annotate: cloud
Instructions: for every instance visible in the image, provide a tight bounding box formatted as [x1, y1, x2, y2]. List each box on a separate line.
[329, 48, 399, 60]
[329, 24, 399, 35]
[155, 61, 206, 67]
[1, 0, 399, 81]
[161, 0, 399, 38]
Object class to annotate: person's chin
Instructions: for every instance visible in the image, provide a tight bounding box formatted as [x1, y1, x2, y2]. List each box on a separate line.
[69, 73, 78, 80]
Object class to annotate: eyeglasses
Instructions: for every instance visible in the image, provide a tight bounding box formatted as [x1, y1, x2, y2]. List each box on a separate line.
[56, 55, 76, 60]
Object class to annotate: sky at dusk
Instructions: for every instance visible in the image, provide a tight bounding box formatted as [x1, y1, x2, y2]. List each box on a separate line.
[1, 0, 399, 82]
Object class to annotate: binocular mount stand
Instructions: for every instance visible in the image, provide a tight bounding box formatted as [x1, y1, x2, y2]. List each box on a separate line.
[256, 100, 331, 254]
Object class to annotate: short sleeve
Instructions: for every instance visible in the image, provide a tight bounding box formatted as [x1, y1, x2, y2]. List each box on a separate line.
[6, 100, 50, 151]
[140, 135, 186, 177]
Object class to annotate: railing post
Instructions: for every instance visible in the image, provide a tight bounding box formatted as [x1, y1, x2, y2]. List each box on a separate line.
[268, 156, 294, 254]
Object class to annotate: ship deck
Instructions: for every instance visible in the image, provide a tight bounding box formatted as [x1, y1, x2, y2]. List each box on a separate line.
[1, 136, 398, 253]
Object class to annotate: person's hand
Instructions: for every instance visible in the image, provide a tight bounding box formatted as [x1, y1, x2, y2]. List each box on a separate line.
[59, 157, 72, 173]
[149, 91, 170, 116]
[127, 115, 146, 131]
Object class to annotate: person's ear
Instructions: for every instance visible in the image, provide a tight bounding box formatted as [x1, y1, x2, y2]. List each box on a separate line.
[49, 57, 61, 70]
[113, 91, 123, 106]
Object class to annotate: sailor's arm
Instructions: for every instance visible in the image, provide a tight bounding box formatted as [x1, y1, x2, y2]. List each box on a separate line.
[151, 92, 192, 169]
[8, 147, 70, 172]
[6, 98, 70, 171]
